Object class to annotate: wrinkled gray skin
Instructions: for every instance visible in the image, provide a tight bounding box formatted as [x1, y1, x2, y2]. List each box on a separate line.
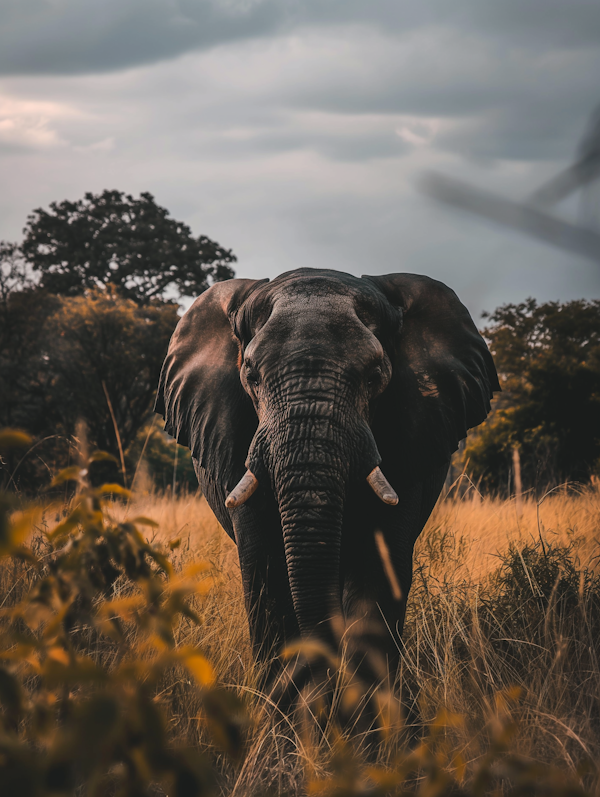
[155, 269, 499, 681]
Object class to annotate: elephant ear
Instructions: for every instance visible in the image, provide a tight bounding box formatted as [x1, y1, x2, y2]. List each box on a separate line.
[154, 279, 266, 515]
[363, 273, 500, 473]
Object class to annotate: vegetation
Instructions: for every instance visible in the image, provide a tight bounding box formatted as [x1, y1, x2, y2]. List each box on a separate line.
[127, 422, 198, 495]
[465, 298, 600, 493]
[2, 426, 600, 795]
[41, 288, 178, 463]
[0, 284, 179, 490]
[0, 191, 233, 490]
[0, 430, 245, 796]
[2, 190, 600, 793]
[20, 190, 236, 303]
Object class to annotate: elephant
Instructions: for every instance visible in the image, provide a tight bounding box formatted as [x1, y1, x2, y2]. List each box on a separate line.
[155, 268, 499, 686]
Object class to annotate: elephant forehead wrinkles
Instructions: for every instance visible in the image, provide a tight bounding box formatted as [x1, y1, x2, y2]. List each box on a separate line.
[286, 400, 338, 419]
[252, 338, 382, 386]
[271, 368, 350, 394]
[269, 381, 358, 424]
[279, 416, 346, 445]
[243, 291, 385, 380]
[268, 293, 377, 342]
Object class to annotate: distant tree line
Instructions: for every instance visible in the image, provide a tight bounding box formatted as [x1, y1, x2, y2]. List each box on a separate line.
[463, 297, 600, 495]
[1, 189, 598, 495]
[0, 190, 236, 492]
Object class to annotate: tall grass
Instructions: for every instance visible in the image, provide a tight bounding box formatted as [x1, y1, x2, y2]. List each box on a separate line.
[3, 460, 599, 795]
[100, 482, 600, 794]
[405, 486, 600, 783]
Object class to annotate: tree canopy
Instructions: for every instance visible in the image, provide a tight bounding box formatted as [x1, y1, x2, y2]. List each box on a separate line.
[1, 190, 237, 490]
[464, 298, 600, 493]
[0, 243, 58, 437]
[42, 288, 179, 461]
[21, 190, 236, 303]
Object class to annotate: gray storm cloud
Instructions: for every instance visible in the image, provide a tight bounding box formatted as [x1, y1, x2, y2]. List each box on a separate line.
[1, 0, 599, 318]
[1, 0, 600, 76]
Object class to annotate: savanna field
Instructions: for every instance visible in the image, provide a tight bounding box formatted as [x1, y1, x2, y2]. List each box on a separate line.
[3, 209, 600, 795]
[3, 457, 600, 796]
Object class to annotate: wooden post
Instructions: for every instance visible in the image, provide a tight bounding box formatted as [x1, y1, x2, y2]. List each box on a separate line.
[512, 447, 522, 517]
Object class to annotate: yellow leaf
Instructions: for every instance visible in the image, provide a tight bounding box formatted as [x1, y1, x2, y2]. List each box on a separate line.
[0, 429, 32, 450]
[180, 562, 210, 579]
[50, 466, 85, 486]
[97, 594, 145, 619]
[95, 617, 123, 641]
[130, 748, 152, 782]
[98, 484, 132, 498]
[137, 633, 169, 654]
[89, 450, 118, 463]
[167, 561, 211, 590]
[340, 685, 362, 713]
[0, 507, 41, 555]
[506, 685, 523, 703]
[432, 708, 465, 730]
[281, 639, 339, 666]
[495, 686, 522, 712]
[452, 753, 467, 782]
[24, 602, 54, 631]
[0, 643, 37, 662]
[131, 516, 159, 528]
[183, 652, 216, 687]
[47, 510, 83, 541]
[47, 646, 70, 666]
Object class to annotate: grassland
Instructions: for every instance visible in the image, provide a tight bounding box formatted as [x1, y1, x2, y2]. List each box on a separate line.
[97, 481, 600, 795]
[2, 474, 599, 795]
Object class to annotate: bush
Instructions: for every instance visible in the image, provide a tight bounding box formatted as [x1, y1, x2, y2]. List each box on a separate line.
[0, 430, 246, 796]
[127, 422, 198, 495]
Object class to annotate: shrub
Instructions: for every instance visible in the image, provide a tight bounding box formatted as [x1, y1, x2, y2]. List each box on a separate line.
[0, 431, 246, 796]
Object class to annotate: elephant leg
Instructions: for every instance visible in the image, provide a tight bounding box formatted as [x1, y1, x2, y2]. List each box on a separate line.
[342, 460, 450, 681]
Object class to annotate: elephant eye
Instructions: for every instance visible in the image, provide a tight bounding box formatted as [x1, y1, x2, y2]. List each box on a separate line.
[367, 367, 382, 388]
[245, 364, 260, 387]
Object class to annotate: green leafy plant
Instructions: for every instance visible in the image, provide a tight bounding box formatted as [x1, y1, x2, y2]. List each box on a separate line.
[0, 430, 246, 796]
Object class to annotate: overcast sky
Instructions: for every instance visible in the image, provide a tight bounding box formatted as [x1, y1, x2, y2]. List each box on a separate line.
[2, 0, 599, 318]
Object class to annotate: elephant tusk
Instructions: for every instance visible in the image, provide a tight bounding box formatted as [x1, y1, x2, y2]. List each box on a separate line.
[367, 467, 399, 506]
[225, 470, 259, 508]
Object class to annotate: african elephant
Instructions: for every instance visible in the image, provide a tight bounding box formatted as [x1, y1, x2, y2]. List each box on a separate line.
[155, 268, 499, 681]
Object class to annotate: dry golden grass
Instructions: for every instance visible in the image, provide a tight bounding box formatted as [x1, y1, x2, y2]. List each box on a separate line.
[124, 481, 600, 583]
[420, 481, 600, 580]
[100, 482, 600, 794]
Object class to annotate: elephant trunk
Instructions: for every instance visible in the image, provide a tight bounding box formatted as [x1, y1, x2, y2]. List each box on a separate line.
[276, 460, 346, 642]
[250, 391, 382, 644]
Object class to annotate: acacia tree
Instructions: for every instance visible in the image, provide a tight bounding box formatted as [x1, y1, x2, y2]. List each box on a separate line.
[464, 298, 600, 493]
[21, 190, 236, 303]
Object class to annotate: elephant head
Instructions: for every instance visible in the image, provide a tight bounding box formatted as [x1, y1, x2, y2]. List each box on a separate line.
[155, 269, 499, 667]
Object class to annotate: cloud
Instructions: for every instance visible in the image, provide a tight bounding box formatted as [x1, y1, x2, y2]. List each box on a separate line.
[74, 136, 116, 153]
[1, 0, 599, 77]
[0, 0, 283, 76]
[0, 5, 599, 319]
[0, 94, 84, 150]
